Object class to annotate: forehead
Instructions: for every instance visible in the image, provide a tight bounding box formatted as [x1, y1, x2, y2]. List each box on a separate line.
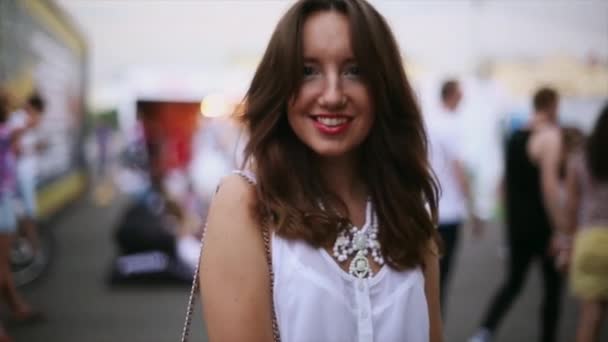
[301, 11, 353, 60]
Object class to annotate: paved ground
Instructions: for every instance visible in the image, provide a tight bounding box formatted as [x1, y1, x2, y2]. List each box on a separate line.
[6, 191, 607, 342]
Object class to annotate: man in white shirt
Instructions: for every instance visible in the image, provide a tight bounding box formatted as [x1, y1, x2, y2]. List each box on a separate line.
[428, 80, 481, 316]
[9, 94, 45, 252]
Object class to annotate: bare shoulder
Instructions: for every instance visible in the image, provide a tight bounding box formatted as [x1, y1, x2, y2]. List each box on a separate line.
[202, 173, 262, 256]
[530, 126, 561, 163]
[208, 173, 257, 218]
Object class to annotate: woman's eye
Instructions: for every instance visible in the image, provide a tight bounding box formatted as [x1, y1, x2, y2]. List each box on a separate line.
[344, 65, 361, 77]
[303, 65, 318, 76]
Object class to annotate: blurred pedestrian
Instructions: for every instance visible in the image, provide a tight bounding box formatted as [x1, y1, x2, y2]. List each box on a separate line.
[470, 87, 564, 342]
[194, 1, 442, 341]
[561, 104, 608, 342]
[0, 92, 39, 342]
[8, 93, 46, 253]
[428, 79, 482, 317]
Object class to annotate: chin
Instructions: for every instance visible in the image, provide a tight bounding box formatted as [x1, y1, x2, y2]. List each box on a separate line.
[308, 141, 357, 158]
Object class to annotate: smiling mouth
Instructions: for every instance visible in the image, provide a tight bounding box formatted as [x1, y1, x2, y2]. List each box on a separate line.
[310, 115, 353, 134]
[314, 116, 350, 126]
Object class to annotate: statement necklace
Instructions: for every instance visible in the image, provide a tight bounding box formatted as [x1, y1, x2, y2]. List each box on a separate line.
[324, 199, 384, 278]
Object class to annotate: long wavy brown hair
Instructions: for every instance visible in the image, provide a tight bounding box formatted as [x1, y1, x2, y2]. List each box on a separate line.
[239, 0, 439, 270]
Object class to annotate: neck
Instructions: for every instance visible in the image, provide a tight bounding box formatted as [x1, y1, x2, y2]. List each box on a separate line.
[530, 112, 556, 129]
[317, 152, 366, 203]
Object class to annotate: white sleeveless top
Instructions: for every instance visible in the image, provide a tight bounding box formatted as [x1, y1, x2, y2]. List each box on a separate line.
[235, 170, 429, 342]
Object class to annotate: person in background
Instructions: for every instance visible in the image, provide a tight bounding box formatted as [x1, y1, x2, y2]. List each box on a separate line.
[561, 104, 608, 342]
[198, 1, 442, 341]
[0, 91, 41, 342]
[470, 87, 565, 342]
[427, 79, 482, 317]
[8, 93, 46, 253]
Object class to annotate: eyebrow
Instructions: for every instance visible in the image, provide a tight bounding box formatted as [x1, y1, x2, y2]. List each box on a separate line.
[302, 56, 357, 64]
[303, 57, 319, 63]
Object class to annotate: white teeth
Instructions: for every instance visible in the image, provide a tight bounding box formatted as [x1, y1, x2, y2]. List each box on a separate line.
[316, 117, 348, 126]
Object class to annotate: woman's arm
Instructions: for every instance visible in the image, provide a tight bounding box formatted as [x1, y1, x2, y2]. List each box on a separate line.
[199, 174, 275, 342]
[424, 238, 443, 342]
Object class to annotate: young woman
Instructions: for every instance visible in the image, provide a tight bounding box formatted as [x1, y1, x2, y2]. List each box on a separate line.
[562, 105, 608, 342]
[199, 1, 442, 341]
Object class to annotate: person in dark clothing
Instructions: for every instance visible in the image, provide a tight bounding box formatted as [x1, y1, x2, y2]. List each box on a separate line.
[470, 87, 565, 342]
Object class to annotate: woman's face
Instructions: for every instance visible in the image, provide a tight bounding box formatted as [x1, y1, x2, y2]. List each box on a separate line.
[287, 11, 374, 158]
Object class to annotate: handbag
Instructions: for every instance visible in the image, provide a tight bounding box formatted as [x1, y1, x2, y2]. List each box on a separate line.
[180, 173, 280, 342]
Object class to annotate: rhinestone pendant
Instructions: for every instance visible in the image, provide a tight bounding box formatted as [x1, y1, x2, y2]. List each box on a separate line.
[349, 250, 371, 278]
[353, 233, 367, 251]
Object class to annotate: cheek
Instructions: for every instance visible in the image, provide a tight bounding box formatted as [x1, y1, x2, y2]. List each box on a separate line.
[287, 87, 317, 130]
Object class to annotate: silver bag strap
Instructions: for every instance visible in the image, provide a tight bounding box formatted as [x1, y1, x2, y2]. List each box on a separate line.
[180, 171, 280, 342]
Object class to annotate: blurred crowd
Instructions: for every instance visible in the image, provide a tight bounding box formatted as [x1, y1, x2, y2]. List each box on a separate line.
[107, 109, 241, 286]
[427, 81, 607, 342]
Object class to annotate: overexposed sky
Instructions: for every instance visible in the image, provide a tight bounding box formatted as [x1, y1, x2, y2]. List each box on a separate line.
[56, 0, 608, 97]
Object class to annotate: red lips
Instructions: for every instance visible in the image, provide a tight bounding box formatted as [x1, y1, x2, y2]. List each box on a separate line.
[310, 114, 353, 135]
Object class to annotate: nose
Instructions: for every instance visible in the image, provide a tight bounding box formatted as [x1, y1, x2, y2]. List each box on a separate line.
[318, 73, 346, 109]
